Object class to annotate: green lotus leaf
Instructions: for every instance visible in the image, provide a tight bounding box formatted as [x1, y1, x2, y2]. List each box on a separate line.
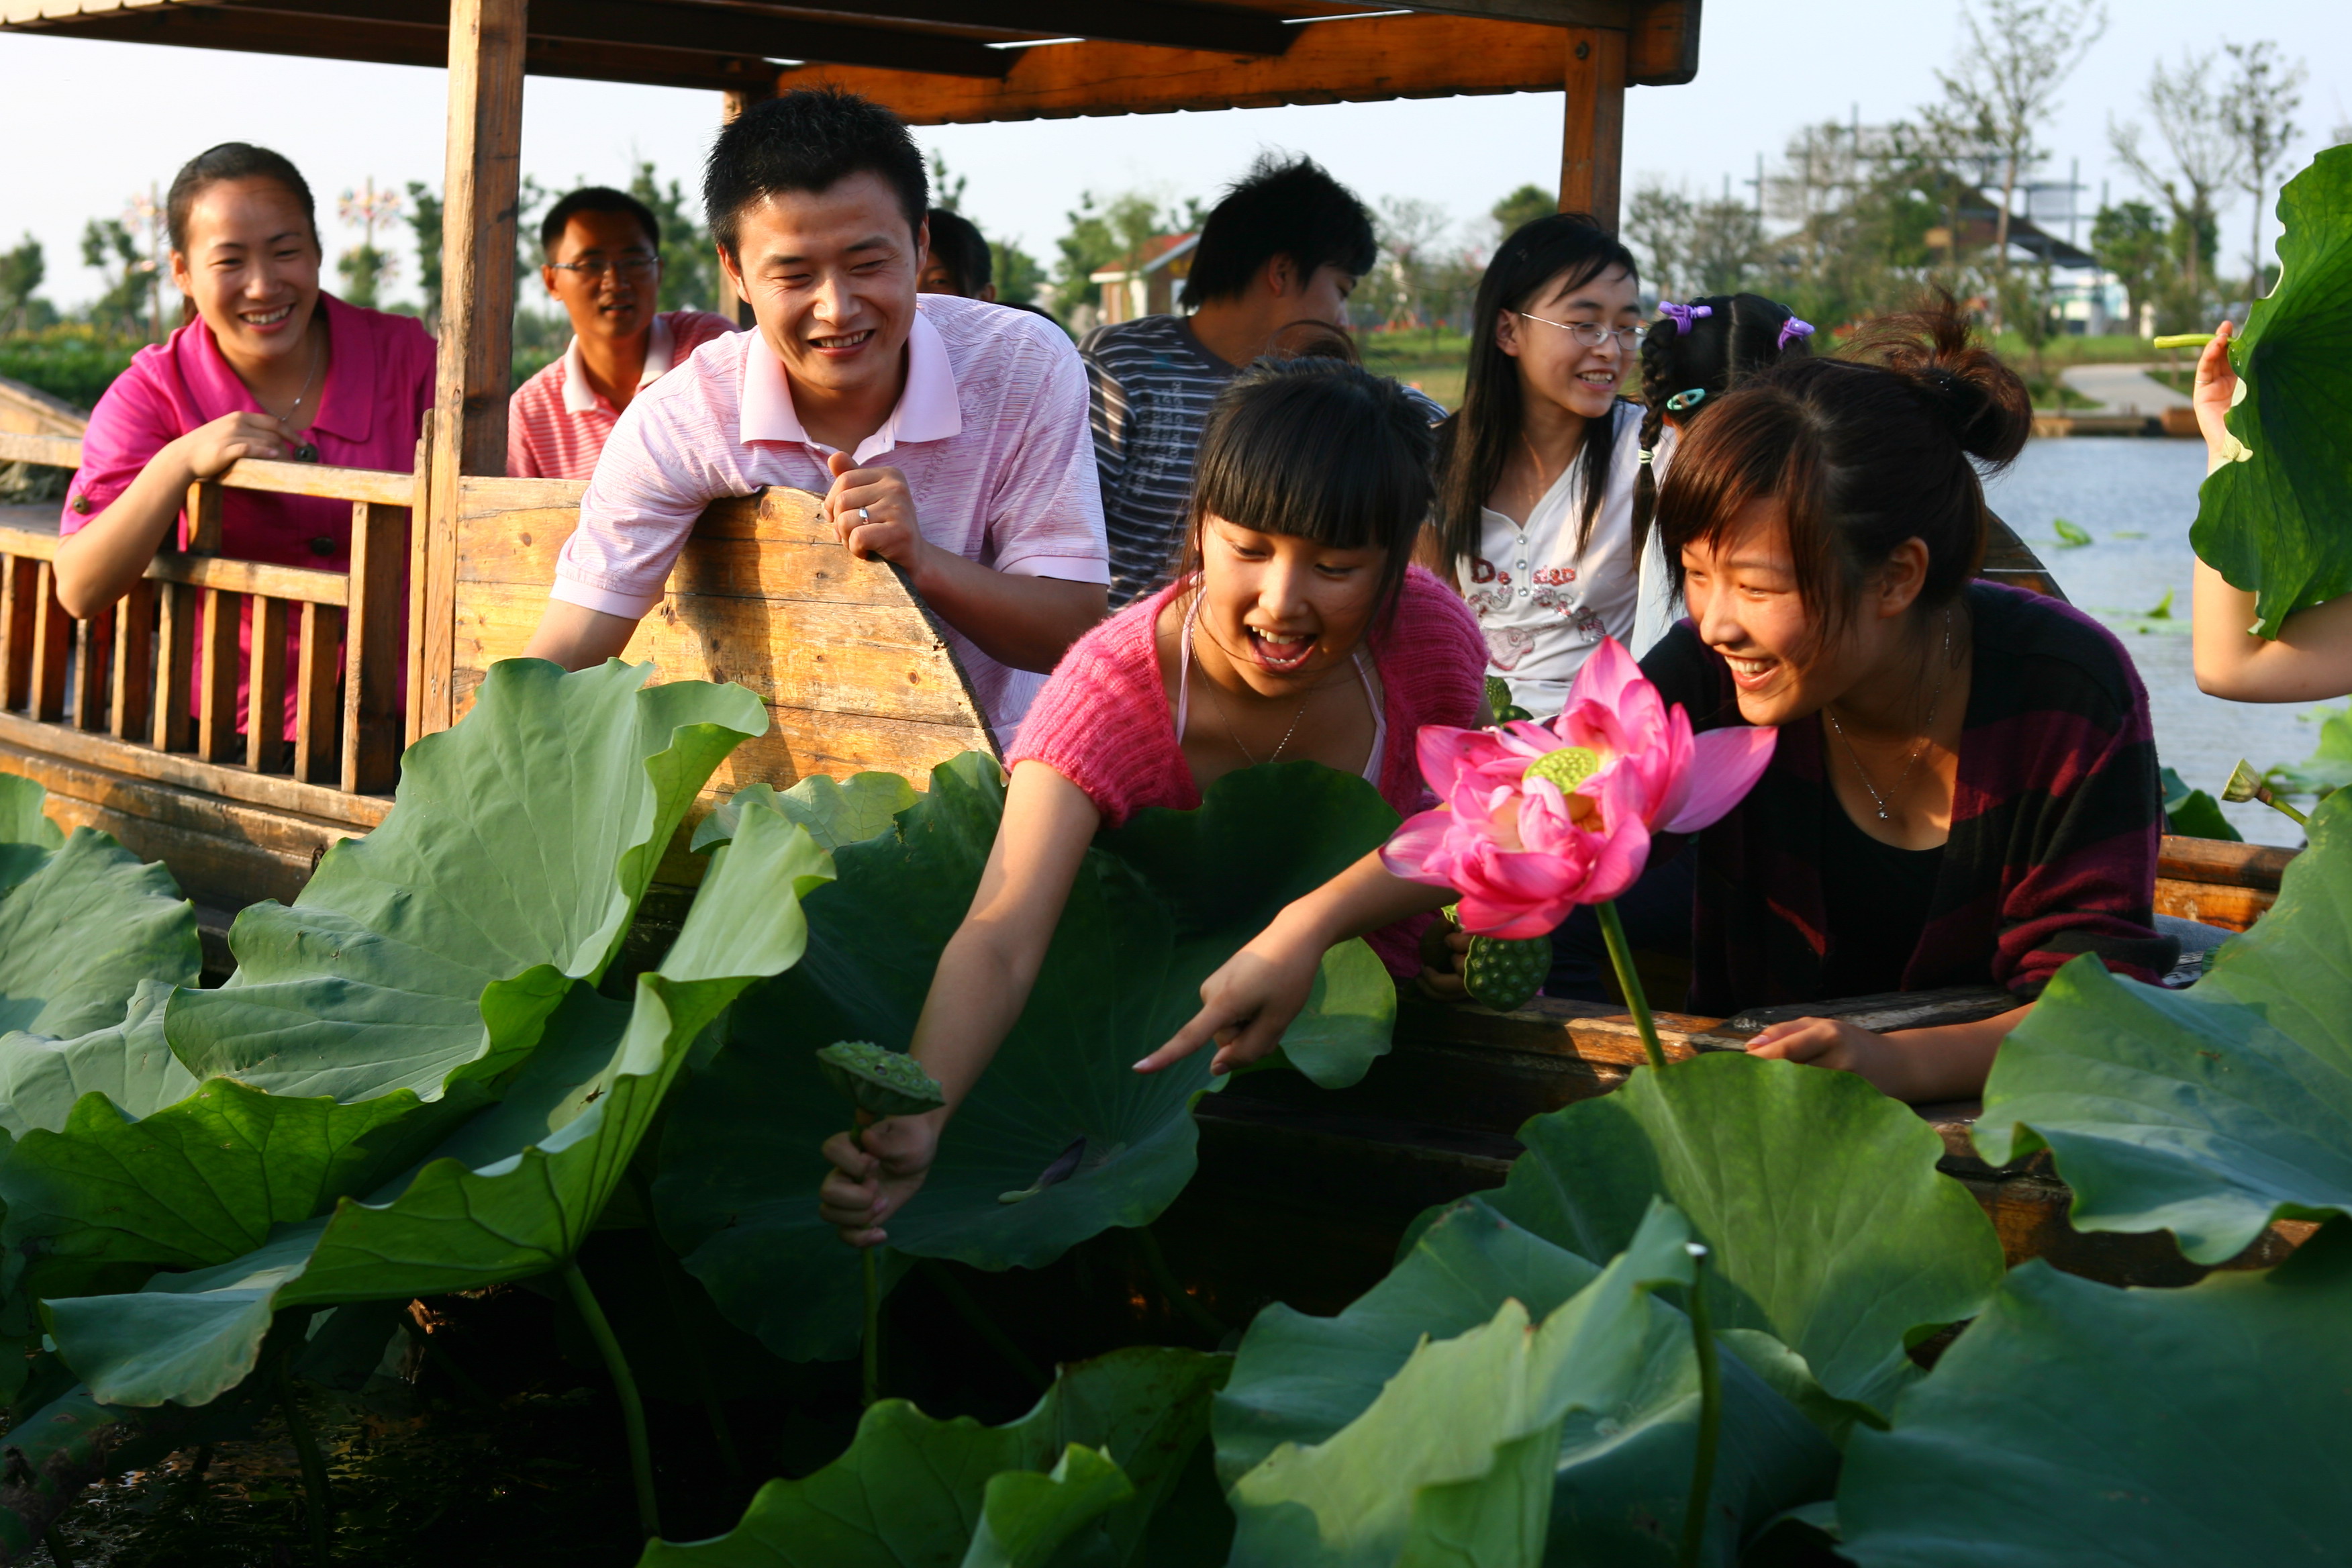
[636, 1344, 1226, 1567]
[691, 771, 917, 856]
[1836, 1220, 2352, 1567]
[1225, 1200, 1702, 1567]
[1976, 787, 2352, 1264]
[42, 804, 831, 1408]
[0, 775, 197, 1045]
[2189, 144, 2352, 636]
[658, 756, 1397, 1362]
[1217, 1195, 1838, 1565]
[1475, 1053, 2005, 1414]
[2159, 766, 2241, 842]
[817, 1040, 946, 1120]
[0, 981, 189, 1138]
[164, 660, 768, 1104]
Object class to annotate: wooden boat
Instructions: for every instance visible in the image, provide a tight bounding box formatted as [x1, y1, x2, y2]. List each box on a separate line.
[0, 0, 2304, 1320]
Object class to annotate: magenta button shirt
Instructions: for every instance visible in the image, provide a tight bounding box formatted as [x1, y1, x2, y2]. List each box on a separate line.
[62, 293, 436, 734]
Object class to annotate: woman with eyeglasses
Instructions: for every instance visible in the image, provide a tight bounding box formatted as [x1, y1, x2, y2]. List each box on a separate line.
[55, 142, 436, 738]
[507, 186, 740, 481]
[1426, 212, 1645, 723]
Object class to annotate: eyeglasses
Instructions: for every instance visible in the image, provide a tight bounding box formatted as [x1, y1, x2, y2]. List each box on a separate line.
[548, 253, 659, 279]
[1517, 311, 1641, 350]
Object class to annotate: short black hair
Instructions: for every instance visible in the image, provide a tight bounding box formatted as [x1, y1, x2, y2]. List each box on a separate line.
[166, 143, 316, 256]
[540, 186, 661, 257]
[1182, 358, 1435, 622]
[703, 87, 928, 257]
[925, 207, 991, 295]
[1179, 154, 1377, 309]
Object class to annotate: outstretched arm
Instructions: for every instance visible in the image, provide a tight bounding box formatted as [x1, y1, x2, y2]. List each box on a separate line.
[522, 599, 640, 669]
[1743, 1006, 2030, 1103]
[818, 761, 1102, 1245]
[2188, 324, 2352, 702]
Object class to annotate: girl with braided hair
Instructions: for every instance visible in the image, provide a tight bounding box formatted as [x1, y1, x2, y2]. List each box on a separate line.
[1626, 292, 1815, 654]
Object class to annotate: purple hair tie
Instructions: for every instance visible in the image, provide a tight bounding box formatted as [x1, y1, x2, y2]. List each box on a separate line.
[1777, 315, 1816, 351]
[1656, 300, 1714, 336]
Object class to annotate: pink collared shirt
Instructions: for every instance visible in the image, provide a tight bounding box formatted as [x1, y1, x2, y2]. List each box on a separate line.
[506, 309, 739, 481]
[553, 293, 1109, 738]
[63, 293, 435, 737]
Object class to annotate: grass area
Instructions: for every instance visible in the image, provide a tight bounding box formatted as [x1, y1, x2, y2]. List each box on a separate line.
[1359, 328, 1471, 411]
[0, 326, 142, 412]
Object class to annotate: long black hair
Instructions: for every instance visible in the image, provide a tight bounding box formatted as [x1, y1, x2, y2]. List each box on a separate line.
[1432, 212, 1637, 577]
[1632, 292, 1812, 552]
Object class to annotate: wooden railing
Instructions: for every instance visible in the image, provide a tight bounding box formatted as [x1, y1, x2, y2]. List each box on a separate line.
[0, 430, 414, 807]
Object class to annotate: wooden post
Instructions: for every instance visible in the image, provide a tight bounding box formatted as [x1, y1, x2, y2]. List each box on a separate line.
[420, 0, 528, 738]
[406, 426, 432, 747]
[247, 596, 287, 773]
[295, 601, 341, 785]
[342, 502, 406, 794]
[111, 578, 153, 740]
[29, 563, 68, 723]
[184, 477, 223, 554]
[716, 84, 773, 329]
[71, 611, 109, 733]
[197, 589, 240, 763]
[153, 582, 197, 754]
[1560, 27, 1628, 232]
[0, 556, 38, 711]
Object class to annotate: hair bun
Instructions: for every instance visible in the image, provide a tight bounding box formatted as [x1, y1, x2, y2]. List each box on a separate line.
[1842, 297, 2031, 468]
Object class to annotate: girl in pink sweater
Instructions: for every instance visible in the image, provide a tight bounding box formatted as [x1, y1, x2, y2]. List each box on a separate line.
[821, 358, 1488, 1246]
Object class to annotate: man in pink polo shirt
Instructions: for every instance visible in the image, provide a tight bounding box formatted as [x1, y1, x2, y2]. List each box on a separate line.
[524, 88, 1108, 740]
[507, 185, 737, 481]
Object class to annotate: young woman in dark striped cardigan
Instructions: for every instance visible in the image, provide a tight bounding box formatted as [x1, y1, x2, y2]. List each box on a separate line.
[1643, 301, 2175, 1103]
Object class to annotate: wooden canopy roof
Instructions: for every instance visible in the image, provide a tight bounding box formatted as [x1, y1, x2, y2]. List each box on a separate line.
[0, 0, 1697, 117]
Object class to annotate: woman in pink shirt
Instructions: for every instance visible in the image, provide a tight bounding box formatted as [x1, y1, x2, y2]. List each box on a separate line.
[820, 359, 1490, 1246]
[56, 143, 435, 730]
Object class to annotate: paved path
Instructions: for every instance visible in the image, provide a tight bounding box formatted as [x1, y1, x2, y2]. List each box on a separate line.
[2061, 362, 2192, 415]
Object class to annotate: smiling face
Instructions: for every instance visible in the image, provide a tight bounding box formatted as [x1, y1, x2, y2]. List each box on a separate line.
[168, 177, 321, 371]
[542, 208, 660, 346]
[720, 171, 925, 405]
[1496, 262, 1640, 420]
[1193, 516, 1388, 694]
[1678, 497, 1930, 727]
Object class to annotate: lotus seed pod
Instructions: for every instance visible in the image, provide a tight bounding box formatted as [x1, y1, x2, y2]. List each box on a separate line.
[1525, 746, 1600, 794]
[1461, 932, 1551, 1012]
[1485, 675, 1534, 724]
[816, 1039, 946, 1118]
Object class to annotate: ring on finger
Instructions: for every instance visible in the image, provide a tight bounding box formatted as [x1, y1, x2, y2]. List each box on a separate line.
[856, 506, 871, 526]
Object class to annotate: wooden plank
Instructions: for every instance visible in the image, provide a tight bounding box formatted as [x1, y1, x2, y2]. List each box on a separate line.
[70, 609, 107, 732]
[247, 595, 287, 774]
[0, 431, 81, 469]
[295, 601, 340, 786]
[341, 501, 405, 794]
[153, 581, 196, 754]
[773, 13, 1581, 123]
[0, 379, 87, 441]
[1558, 24, 1625, 228]
[28, 561, 67, 722]
[420, 0, 526, 738]
[1624, 0, 1697, 85]
[2154, 877, 2273, 935]
[808, 0, 1295, 55]
[144, 552, 348, 605]
[215, 455, 414, 507]
[0, 710, 389, 827]
[110, 577, 152, 740]
[196, 588, 240, 764]
[0, 555, 37, 710]
[184, 477, 223, 554]
[2159, 834, 2296, 891]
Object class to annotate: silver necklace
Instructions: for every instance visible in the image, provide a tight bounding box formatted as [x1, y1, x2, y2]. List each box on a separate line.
[1196, 646, 1314, 767]
[1824, 609, 1954, 823]
[262, 326, 324, 461]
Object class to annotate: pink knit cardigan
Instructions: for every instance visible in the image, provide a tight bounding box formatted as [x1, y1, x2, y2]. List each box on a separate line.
[1006, 565, 1487, 973]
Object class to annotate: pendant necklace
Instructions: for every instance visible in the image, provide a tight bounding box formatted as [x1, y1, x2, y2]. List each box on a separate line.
[261, 326, 325, 462]
[1196, 644, 1315, 767]
[1824, 608, 1954, 823]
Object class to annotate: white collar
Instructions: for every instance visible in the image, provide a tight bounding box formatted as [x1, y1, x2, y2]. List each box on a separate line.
[738, 304, 962, 462]
[560, 312, 676, 414]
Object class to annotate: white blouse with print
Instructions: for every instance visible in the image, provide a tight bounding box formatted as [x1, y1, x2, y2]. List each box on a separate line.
[1455, 400, 1643, 720]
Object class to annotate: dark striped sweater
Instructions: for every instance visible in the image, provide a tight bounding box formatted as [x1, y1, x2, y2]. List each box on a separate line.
[1642, 581, 2175, 1015]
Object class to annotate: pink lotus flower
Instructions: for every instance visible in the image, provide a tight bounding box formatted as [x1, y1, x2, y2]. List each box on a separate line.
[1382, 638, 1777, 938]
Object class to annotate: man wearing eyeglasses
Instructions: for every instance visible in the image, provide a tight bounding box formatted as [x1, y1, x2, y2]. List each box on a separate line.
[507, 187, 740, 480]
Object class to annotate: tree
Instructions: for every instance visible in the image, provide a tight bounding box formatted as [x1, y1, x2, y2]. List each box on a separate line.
[2220, 39, 2306, 309]
[1050, 189, 1183, 317]
[1930, 0, 2108, 326]
[2090, 200, 2167, 333]
[79, 218, 147, 338]
[628, 162, 720, 313]
[1491, 184, 1555, 239]
[929, 150, 967, 213]
[2110, 48, 2232, 310]
[405, 183, 444, 327]
[336, 179, 403, 311]
[1624, 183, 1695, 299]
[989, 240, 1046, 307]
[0, 234, 44, 334]
[1371, 195, 1455, 331]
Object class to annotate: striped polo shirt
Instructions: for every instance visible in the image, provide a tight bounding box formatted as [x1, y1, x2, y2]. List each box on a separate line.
[507, 309, 739, 481]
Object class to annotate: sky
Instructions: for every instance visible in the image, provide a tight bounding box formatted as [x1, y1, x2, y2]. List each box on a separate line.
[3, 0, 2349, 313]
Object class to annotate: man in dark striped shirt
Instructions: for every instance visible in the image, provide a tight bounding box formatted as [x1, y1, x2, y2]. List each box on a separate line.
[1081, 155, 1388, 607]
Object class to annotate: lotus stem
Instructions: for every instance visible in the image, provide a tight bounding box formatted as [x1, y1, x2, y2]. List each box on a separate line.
[2222, 758, 2311, 827]
[42, 1526, 74, 1568]
[862, 1246, 882, 1408]
[2152, 332, 2216, 349]
[922, 1260, 1050, 1392]
[1596, 899, 1669, 1073]
[562, 1261, 662, 1542]
[271, 1355, 334, 1566]
[1134, 1224, 1230, 1341]
[635, 1172, 742, 1479]
[1677, 1243, 1723, 1568]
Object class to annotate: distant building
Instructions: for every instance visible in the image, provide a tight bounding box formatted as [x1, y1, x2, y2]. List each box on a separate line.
[1087, 233, 1198, 326]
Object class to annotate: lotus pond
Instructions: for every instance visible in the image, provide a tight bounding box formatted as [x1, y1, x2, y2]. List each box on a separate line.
[0, 653, 2341, 1568]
